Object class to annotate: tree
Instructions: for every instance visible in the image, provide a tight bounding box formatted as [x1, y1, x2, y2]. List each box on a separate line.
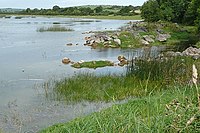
[94, 6, 103, 14]
[53, 5, 60, 11]
[141, 0, 160, 22]
[141, 0, 191, 23]
[184, 0, 200, 25]
[25, 8, 31, 13]
[195, 7, 200, 31]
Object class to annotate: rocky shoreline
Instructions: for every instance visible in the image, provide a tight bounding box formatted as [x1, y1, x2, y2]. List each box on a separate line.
[62, 21, 200, 68]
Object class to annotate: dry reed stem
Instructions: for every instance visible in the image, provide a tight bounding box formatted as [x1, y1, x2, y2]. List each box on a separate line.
[186, 115, 195, 127]
[192, 64, 200, 111]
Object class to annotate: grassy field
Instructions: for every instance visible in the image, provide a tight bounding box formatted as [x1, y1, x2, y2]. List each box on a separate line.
[64, 15, 142, 20]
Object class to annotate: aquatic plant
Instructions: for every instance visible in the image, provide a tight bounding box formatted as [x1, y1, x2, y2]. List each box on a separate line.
[37, 26, 74, 32]
[71, 60, 114, 69]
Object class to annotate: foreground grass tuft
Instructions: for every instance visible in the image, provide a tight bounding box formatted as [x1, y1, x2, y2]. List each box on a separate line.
[40, 86, 200, 133]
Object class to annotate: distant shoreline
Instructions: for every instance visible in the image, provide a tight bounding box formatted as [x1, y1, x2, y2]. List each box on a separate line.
[0, 14, 142, 20]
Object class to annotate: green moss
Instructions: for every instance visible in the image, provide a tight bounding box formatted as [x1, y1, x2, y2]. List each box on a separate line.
[71, 60, 114, 69]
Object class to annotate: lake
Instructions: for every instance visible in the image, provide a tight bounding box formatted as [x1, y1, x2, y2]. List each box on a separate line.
[0, 16, 163, 132]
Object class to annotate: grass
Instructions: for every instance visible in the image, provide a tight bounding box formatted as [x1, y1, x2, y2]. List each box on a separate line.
[40, 55, 200, 132]
[119, 31, 141, 48]
[37, 26, 74, 32]
[71, 15, 142, 20]
[47, 56, 200, 103]
[40, 86, 200, 133]
[0, 14, 142, 20]
[71, 60, 114, 69]
[48, 73, 162, 102]
[134, 21, 200, 47]
[196, 41, 200, 48]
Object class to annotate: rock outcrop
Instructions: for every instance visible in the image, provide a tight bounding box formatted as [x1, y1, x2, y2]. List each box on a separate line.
[164, 47, 200, 60]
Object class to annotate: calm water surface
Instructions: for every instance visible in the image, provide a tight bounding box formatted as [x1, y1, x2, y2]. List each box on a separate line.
[0, 16, 163, 132]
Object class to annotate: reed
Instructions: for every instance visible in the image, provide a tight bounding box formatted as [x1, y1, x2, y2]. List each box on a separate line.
[37, 26, 74, 32]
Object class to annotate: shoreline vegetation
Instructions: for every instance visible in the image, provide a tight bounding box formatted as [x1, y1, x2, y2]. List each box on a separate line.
[40, 1, 200, 132]
[41, 56, 200, 132]
[0, 14, 142, 20]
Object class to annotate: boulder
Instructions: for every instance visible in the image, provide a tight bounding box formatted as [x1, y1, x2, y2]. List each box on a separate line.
[156, 33, 171, 42]
[113, 38, 121, 45]
[118, 55, 126, 61]
[192, 55, 200, 60]
[118, 59, 128, 66]
[141, 39, 150, 46]
[165, 51, 176, 57]
[182, 47, 200, 56]
[62, 57, 71, 64]
[143, 35, 155, 43]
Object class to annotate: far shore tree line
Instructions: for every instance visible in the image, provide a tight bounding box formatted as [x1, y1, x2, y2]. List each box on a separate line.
[141, 0, 200, 31]
[11, 5, 141, 16]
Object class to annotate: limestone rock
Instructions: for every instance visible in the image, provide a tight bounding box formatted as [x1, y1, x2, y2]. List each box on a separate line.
[113, 38, 121, 45]
[143, 35, 155, 43]
[141, 39, 150, 46]
[62, 57, 71, 64]
[156, 33, 171, 42]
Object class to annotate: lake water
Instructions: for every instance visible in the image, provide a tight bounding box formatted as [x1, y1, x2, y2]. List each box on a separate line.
[0, 16, 164, 132]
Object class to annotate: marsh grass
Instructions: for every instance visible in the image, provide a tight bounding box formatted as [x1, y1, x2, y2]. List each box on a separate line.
[37, 26, 74, 32]
[50, 73, 160, 102]
[119, 31, 141, 48]
[71, 60, 114, 69]
[127, 56, 195, 84]
[41, 55, 200, 132]
[48, 56, 200, 103]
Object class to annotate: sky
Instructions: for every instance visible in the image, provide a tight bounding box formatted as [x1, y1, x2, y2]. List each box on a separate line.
[0, 0, 146, 9]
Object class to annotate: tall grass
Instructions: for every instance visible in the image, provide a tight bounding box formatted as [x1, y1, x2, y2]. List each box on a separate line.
[127, 56, 195, 84]
[49, 73, 160, 102]
[46, 56, 199, 103]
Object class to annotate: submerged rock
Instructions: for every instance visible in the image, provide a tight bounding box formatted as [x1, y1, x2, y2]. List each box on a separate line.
[66, 43, 73, 46]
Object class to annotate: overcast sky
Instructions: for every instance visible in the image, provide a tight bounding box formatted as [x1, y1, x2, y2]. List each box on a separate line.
[0, 0, 146, 9]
